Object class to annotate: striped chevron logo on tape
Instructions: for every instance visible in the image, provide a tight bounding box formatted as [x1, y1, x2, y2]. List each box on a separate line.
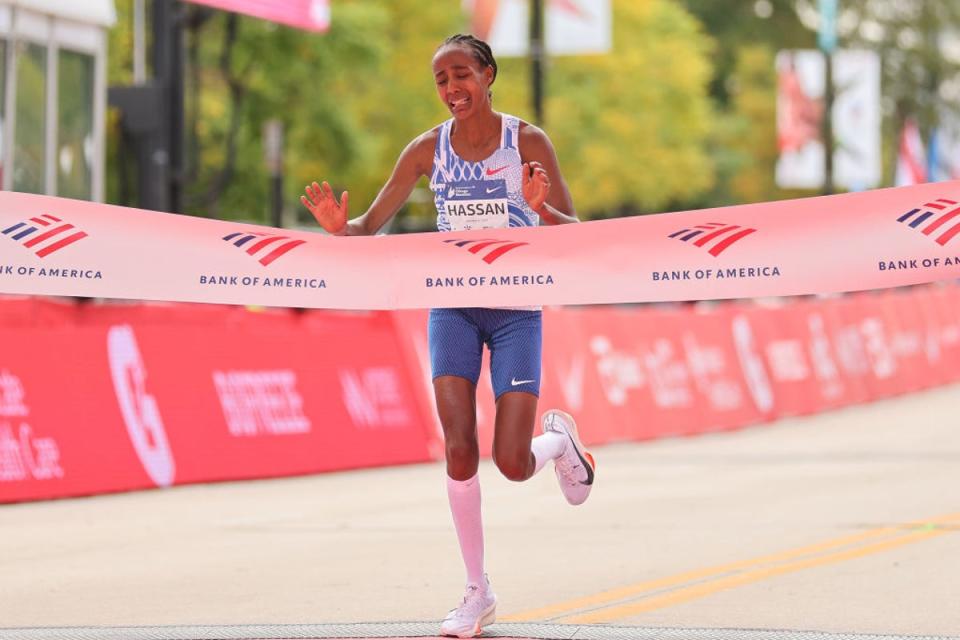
[443, 238, 529, 264]
[222, 231, 306, 266]
[2, 214, 88, 258]
[896, 198, 960, 246]
[668, 222, 757, 257]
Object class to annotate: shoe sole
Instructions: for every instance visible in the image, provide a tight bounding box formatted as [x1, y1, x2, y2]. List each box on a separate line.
[543, 409, 596, 502]
[441, 598, 496, 638]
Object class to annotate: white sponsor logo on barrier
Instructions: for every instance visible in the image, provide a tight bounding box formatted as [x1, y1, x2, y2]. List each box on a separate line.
[590, 336, 643, 406]
[340, 367, 411, 429]
[833, 324, 870, 376]
[765, 339, 811, 382]
[807, 313, 843, 400]
[683, 333, 743, 411]
[213, 370, 311, 437]
[940, 316, 960, 347]
[0, 370, 29, 416]
[890, 328, 923, 361]
[557, 354, 585, 412]
[0, 423, 64, 482]
[645, 339, 694, 409]
[731, 315, 775, 413]
[107, 325, 175, 487]
[0, 371, 63, 483]
[860, 317, 896, 379]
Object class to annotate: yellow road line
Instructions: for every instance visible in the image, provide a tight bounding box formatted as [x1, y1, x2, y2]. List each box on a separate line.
[502, 511, 960, 623]
[561, 526, 950, 624]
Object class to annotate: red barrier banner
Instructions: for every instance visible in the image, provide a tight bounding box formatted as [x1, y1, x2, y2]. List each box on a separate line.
[747, 300, 846, 417]
[917, 286, 960, 384]
[4, 284, 960, 503]
[0, 300, 432, 503]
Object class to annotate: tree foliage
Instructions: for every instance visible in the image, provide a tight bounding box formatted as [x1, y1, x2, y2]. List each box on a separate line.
[107, 0, 716, 224]
[683, 0, 960, 198]
[824, 0, 960, 179]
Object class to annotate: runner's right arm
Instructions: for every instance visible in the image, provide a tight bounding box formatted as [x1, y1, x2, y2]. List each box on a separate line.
[301, 131, 436, 236]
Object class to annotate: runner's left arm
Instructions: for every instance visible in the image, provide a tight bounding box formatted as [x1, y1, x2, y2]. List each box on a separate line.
[519, 124, 579, 225]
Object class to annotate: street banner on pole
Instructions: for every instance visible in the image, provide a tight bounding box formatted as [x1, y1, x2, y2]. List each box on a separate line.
[184, 0, 330, 32]
[464, 0, 611, 56]
[776, 49, 881, 191]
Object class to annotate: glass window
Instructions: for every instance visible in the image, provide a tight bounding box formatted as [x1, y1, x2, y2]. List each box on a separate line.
[0, 40, 7, 187]
[13, 41, 46, 194]
[57, 49, 93, 200]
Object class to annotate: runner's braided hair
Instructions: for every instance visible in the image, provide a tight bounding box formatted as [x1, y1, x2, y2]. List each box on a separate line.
[440, 33, 498, 87]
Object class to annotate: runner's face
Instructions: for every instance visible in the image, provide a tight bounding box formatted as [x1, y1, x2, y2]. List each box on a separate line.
[432, 46, 493, 119]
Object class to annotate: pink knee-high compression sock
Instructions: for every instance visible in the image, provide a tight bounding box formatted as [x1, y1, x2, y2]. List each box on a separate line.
[447, 472, 485, 587]
[531, 430, 567, 475]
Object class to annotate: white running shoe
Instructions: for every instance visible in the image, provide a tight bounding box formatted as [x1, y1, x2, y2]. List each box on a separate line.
[542, 409, 595, 506]
[440, 576, 497, 638]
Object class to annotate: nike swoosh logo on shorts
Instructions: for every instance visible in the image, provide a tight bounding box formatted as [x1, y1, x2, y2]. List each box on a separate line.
[486, 166, 508, 176]
[511, 377, 535, 386]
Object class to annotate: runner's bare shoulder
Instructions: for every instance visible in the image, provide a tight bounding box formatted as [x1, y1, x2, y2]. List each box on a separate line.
[402, 126, 442, 176]
[516, 119, 553, 152]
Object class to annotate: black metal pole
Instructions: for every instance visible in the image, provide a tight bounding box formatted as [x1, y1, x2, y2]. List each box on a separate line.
[169, 1, 185, 213]
[264, 119, 284, 228]
[151, 0, 185, 213]
[270, 175, 283, 228]
[530, 0, 545, 126]
[146, 0, 172, 212]
[823, 50, 834, 195]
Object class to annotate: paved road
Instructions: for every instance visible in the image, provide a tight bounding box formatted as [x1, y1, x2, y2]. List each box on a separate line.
[2, 385, 959, 636]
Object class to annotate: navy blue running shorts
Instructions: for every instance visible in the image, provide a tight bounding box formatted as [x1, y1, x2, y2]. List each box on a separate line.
[428, 307, 542, 398]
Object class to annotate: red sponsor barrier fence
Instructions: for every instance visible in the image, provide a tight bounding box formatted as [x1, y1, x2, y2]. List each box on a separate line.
[0, 299, 433, 502]
[3, 285, 959, 503]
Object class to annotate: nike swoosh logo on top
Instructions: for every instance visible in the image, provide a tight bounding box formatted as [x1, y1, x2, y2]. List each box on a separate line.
[485, 187, 503, 194]
[511, 378, 535, 386]
[567, 431, 595, 485]
[545, 412, 594, 486]
[486, 166, 508, 176]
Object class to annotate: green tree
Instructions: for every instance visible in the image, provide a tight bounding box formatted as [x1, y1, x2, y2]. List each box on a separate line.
[681, 0, 813, 106]
[477, 0, 715, 217]
[108, 0, 717, 224]
[825, 0, 960, 182]
[108, 0, 387, 220]
[682, 0, 960, 199]
[678, 0, 815, 206]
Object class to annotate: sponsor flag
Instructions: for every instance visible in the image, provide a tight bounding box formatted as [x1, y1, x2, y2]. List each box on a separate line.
[464, 0, 611, 57]
[895, 119, 928, 187]
[183, 0, 329, 33]
[775, 50, 881, 190]
[928, 127, 959, 183]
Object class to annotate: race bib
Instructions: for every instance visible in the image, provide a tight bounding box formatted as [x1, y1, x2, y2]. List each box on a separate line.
[444, 179, 509, 231]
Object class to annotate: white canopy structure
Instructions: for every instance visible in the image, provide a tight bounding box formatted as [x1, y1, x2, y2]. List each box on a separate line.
[0, 0, 115, 201]
[5, 0, 116, 27]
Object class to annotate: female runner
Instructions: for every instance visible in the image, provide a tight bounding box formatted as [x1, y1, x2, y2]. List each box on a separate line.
[301, 34, 595, 639]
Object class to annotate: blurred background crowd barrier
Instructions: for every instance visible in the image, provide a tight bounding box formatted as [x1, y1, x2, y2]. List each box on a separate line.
[3, 283, 958, 503]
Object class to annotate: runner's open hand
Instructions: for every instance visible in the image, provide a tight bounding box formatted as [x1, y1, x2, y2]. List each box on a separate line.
[301, 181, 349, 234]
[522, 161, 550, 213]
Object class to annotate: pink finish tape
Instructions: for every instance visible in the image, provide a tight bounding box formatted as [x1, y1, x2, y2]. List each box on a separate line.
[1, 183, 959, 309]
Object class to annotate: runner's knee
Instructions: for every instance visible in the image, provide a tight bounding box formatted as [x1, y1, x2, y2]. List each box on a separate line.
[492, 442, 532, 482]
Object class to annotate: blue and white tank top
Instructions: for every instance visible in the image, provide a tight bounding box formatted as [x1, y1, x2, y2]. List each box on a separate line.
[429, 114, 539, 232]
